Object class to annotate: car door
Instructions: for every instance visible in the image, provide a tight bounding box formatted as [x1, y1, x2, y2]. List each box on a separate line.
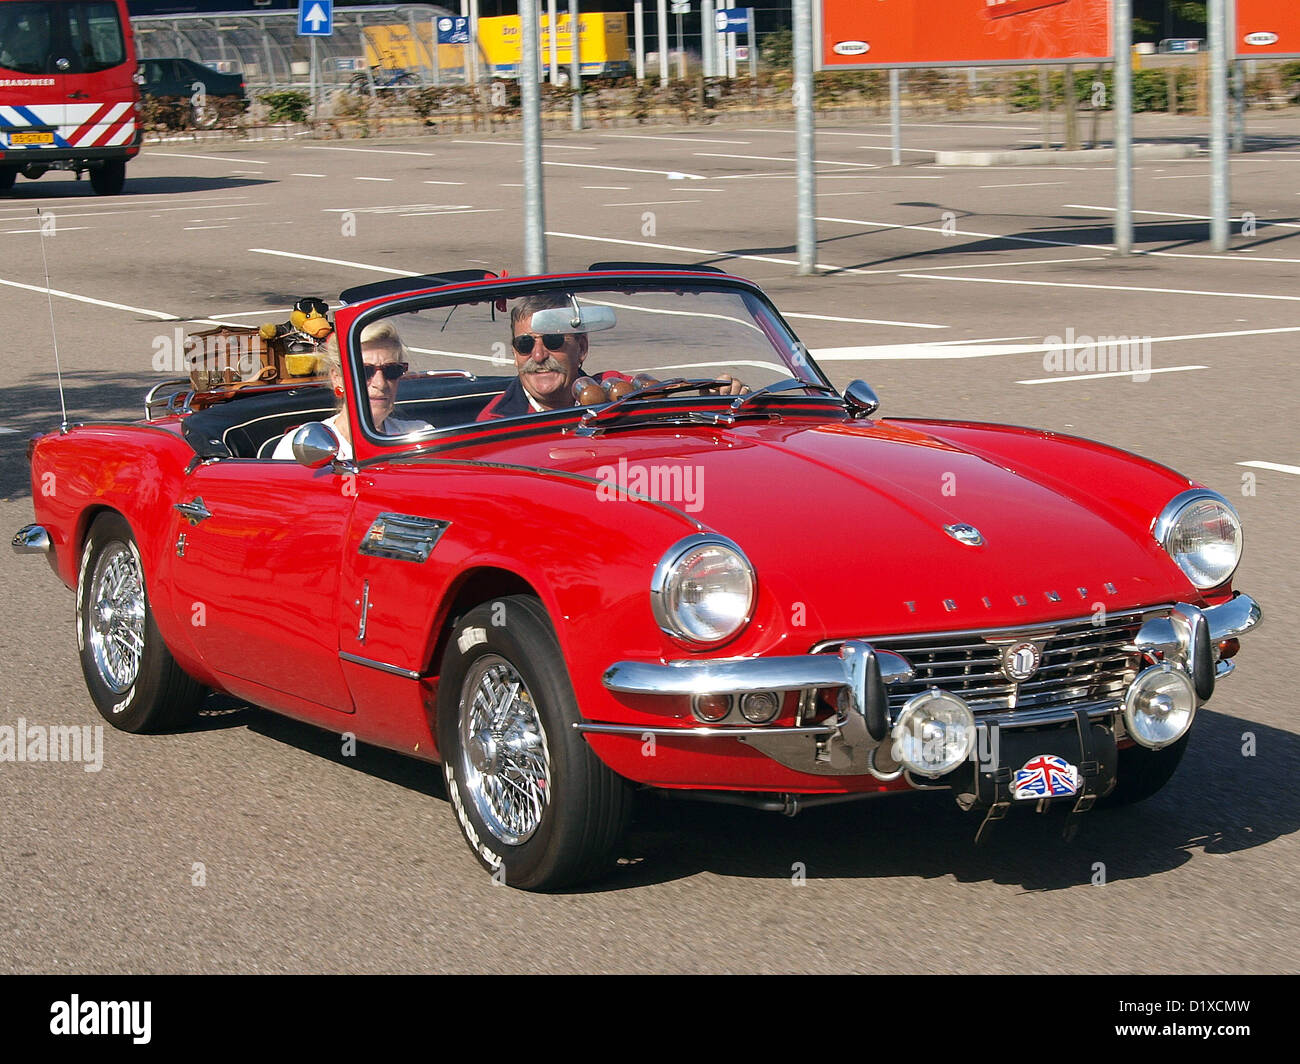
[165, 459, 357, 714]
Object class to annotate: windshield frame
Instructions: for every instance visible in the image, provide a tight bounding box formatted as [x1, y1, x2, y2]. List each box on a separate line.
[341, 272, 838, 456]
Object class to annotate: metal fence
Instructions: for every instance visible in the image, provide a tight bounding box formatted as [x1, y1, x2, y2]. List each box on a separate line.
[131, 5, 483, 92]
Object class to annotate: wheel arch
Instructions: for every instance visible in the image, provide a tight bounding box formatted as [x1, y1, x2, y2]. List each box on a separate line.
[425, 566, 547, 677]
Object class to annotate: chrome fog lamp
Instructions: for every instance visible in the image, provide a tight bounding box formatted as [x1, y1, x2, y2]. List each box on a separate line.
[1123, 664, 1196, 749]
[1155, 490, 1243, 590]
[891, 690, 975, 778]
[651, 534, 755, 647]
[739, 690, 781, 724]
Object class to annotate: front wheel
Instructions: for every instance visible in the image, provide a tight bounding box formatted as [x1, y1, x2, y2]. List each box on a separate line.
[89, 160, 125, 195]
[438, 595, 631, 890]
[77, 512, 205, 732]
[0, 167, 16, 192]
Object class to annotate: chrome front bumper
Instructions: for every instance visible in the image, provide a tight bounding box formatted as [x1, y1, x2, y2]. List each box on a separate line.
[12, 525, 51, 555]
[592, 593, 1262, 777]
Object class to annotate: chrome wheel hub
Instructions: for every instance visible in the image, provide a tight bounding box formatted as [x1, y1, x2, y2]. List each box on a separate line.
[87, 543, 146, 695]
[458, 655, 552, 846]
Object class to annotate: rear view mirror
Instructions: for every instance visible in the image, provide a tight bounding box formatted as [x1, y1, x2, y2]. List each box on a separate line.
[528, 304, 617, 335]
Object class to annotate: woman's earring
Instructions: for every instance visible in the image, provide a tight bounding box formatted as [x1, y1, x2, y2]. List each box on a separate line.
[333, 385, 345, 397]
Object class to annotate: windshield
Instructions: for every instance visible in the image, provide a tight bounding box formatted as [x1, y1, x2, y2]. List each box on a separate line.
[344, 280, 829, 444]
[0, 2, 125, 75]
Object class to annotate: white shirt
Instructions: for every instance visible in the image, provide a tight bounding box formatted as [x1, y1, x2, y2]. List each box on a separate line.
[270, 412, 431, 461]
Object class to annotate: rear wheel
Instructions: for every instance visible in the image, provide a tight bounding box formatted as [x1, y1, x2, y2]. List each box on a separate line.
[77, 512, 205, 732]
[1098, 734, 1190, 807]
[438, 595, 631, 890]
[89, 160, 125, 195]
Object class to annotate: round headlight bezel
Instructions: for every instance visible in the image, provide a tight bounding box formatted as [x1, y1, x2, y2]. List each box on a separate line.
[891, 689, 976, 779]
[1153, 489, 1243, 591]
[650, 534, 756, 648]
[1123, 663, 1197, 749]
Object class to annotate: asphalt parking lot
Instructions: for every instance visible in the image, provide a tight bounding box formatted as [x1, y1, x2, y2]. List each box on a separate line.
[0, 108, 1296, 973]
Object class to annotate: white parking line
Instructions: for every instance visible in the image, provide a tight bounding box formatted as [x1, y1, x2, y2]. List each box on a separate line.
[898, 272, 1300, 303]
[1016, 366, 1208, 385]
[248, 248, 418, 276]
[785, 311, 945, 329]
[424, 180, 466, 185]
[183, 225, 229, 230]
[544, 161, 706, 180]
[1237, 461, 1300, 476]
[356, 177, 395, 182]
[452, 139, 596, 150]
[0, 274, 178, 319]
[605, 199, 701, 206]
[146, 152, 270, 164]
[292, 172, 327, 177]
[980, 181, 1067, 188]
[1066, 202, 1300, 232]
[1, 226, 91, 234]
[694, 152, 880, 168]
[304, 145, 436, 157]
[583, 185, 630, 190]
[604, 134, 751, 145]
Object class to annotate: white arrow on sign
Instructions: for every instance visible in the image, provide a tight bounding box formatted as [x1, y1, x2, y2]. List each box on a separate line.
[305, 2, 328, 30]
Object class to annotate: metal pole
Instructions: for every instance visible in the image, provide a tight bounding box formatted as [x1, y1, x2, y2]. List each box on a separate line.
[548, 0, 559, 84]
[310, 34, 318, 116]
[468, 0, 481, 84]
[748, 17, 756, 87]
[701, 0, 714, 78]
[793, 0, 815, 274]
[1113, 0, 1133, 256]
[1040, 67, 1051, 149]
[726, 0, 736, 79]
[676, 11, 684, 79]
[570, 0, 582, 130]
[634, 0, 645, 81]
[657, 0, 668, 86]
[1209, 0, 1229, 251]
[520, 0, 547, 273]
[889, 68, 901, 166]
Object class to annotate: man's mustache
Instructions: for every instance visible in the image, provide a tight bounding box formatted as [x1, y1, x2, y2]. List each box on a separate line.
[520, 357, 567, 374]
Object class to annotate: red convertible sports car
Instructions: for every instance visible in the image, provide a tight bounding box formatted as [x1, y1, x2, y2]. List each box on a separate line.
[14, 266, 1261, 890]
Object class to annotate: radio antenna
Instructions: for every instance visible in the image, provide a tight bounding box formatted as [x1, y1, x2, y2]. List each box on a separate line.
[36, 208, 69, 433]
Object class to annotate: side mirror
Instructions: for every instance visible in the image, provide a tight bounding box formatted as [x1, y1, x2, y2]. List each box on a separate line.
[844, 380, 880, 419]
[291, 422, 341, 468]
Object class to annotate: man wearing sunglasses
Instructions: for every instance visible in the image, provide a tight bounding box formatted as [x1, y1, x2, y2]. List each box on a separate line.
[271, 320, 430, 459]
[478, 294, 748, 421]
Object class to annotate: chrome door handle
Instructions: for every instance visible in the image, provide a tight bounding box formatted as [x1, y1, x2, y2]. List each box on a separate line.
[174, 497, 212, 525]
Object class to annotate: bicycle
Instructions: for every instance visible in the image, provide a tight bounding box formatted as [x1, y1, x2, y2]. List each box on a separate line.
[348, 64, 423, 95]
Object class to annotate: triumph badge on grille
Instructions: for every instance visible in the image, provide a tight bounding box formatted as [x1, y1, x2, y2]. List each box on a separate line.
[1001, 640, 1044, 682]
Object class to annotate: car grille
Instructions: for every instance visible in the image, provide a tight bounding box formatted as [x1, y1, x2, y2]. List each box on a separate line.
[820, 607, 1169, 716]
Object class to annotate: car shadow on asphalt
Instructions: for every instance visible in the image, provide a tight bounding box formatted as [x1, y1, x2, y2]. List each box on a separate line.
[594, 707, 1297, 894]
[0, 176, 272, 199]
[203, 697, 1297, 894]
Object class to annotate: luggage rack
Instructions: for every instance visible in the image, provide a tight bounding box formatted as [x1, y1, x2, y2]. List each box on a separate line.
[144, 379, 194, 420]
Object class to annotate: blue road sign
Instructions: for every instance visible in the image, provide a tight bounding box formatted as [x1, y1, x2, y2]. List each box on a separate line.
[298, 0, 332, 37]
[437, 16, 471, 45]
[714, 8, 751, 34]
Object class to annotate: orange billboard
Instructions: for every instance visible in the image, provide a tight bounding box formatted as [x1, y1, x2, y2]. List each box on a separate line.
[1236, 0, 1300, 58]
[817, 0, 1112, 69]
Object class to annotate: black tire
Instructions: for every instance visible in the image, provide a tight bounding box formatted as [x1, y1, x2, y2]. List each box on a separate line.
[0, 168, 16, 192]
[77, 512, 205, 733]
[1098, 734, 1190, 807]
[89, 160, 125, 195]
[437, 595, 631, 890]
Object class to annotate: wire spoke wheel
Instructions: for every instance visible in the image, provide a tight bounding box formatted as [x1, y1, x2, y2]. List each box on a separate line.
[458, 655, 552, 846]
[86, 542, 146, 694]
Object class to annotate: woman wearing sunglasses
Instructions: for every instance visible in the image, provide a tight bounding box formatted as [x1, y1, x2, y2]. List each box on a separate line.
[272, 320, 431, 460]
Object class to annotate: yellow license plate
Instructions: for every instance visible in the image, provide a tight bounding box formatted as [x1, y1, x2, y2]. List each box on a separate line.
[10, 131, 54, 145]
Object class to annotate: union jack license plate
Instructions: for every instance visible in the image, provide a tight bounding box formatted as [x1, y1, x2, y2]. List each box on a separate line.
[1012, 754, 1080, 799]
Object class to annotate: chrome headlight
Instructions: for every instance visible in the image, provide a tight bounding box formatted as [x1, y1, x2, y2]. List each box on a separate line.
[891, 689, 975, 778]
[1124, 663, 1196, 749]
[1153, 490, 1243, 590]
[651, 534, 755, 646]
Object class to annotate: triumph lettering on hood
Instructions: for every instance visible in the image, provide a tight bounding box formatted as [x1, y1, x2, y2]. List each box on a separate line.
[905, 580, 1120, 614]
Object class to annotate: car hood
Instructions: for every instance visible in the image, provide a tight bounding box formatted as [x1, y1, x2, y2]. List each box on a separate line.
[445, 416, 1196, 635]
